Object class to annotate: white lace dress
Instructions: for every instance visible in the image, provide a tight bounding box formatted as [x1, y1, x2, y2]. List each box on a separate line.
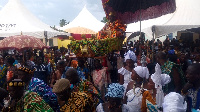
[118, 67, 133, 95]
[122, 87, 143, 112]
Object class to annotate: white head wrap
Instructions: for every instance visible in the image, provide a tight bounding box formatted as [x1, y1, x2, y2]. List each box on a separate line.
[151, 63, 171, 88]
[134, 66, 149, 79]
[163, 92, 187, 112]
[124, 50, 137, 62]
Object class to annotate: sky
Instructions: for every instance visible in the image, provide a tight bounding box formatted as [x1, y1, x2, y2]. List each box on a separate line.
[0, 0, 106, 26]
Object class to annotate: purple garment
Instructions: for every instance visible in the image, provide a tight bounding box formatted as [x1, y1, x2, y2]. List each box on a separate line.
[28, 78, 60, 112]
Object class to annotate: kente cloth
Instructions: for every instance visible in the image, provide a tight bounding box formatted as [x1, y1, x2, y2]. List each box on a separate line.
[141, 91, 157, 112]
[161, 61, 185, 94]
[15, 91, 53, 112]
[0, 65, 7, 88]
[60, 92, 93, 112]
[72, 80, 101, 111]
[28, 78, 60, 112]
[187, 88, 200, 110]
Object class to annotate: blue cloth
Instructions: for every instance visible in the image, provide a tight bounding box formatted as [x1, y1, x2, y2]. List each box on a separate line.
[105, 83, 124, 98]
[13, 60, 18, 66]
[33, 64, 50, 84]
[77, 67, 89, 79]
[187, 88, 200, 110]
[28, 78, 60, 112]
[168, 49, 175, 55]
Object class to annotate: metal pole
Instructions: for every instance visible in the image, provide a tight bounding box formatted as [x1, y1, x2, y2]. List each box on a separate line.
[139, 0, 142, 39]
[152, 26, 155, 62]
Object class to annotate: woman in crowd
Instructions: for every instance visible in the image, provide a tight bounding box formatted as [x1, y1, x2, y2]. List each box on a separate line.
[91, 59, 109, 99]
[156, 51, 185, 94]
[2, 79, 53, 112]
[141, 63, 171, 112]
[96, 83, 124, 112]
[118, 50, 136, 96]
[123, 66, 149, 112]
[16, 66, 60, 111]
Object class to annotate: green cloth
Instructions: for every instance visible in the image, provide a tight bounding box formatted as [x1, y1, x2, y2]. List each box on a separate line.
[161, 61, 185, 94]
[16, 91, 54, 112]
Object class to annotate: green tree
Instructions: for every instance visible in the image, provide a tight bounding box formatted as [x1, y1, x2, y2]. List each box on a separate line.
[101, 17, 108, 23]
[59, 19, 70, 27]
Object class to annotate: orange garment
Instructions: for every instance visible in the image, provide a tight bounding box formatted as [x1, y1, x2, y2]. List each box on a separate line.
[71, 60, 78, 68]
[7, 71, 14, 82]
[141, 91, 156, 112]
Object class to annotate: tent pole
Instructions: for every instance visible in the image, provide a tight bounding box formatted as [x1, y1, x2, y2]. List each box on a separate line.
[152, 26, 155, 62]
[44, 31, 48, 46]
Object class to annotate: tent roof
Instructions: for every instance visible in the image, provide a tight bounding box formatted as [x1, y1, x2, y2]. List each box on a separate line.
[60, 6, 105, 33]
[127, 0, 200, 39]
[0, 0, 69, 38]
[65, 27, 96, 34]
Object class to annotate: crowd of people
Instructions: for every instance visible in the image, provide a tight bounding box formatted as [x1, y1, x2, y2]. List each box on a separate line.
[0, 36, 199, 112]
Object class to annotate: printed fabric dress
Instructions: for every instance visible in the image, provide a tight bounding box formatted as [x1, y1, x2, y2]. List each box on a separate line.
[122, 87, 143, 112]
[60, 92, 93, 112]
[187, 88, 200, 110]
[141, 91, 158, 112]
[28, 77, 60, 112]
[15, 91, 53, 112]
[72, 80, 102, 111]
[118, 67, 133, 95]
[92, 67, 108, 94]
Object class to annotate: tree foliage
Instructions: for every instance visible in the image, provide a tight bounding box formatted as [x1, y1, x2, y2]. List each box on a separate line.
[101, 17, 108, 23]
[59, 19, 70, 27]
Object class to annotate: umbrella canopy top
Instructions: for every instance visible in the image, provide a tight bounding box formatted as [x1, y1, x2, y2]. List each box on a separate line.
[102, 0, 176, 24]
[0, 35, 48, 50]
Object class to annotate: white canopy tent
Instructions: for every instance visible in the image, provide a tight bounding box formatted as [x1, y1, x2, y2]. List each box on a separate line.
[126, 0, 200, 39]
[0, 0, 70, 39]
[60, 6, 105, 33]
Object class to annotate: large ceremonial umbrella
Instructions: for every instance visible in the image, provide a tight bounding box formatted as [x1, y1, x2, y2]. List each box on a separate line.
[102, 0, 176, 24]
[0, 35, 48, 50]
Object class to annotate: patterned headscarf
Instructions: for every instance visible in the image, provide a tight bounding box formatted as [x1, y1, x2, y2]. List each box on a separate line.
[105, 83, 124, 98]
[124, 50, 137, 62]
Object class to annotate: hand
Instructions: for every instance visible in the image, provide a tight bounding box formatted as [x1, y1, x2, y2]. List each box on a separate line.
[182, 83, 193, 94]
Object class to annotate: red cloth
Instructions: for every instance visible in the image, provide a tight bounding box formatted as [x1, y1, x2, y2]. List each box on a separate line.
[72, 34, 92, 40]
